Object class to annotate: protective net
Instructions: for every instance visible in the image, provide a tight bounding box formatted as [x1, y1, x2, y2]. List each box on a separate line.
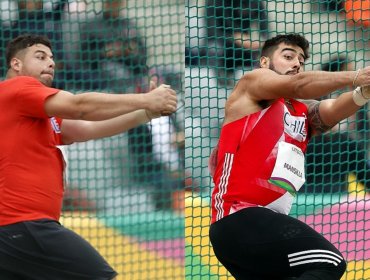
[185, 0, 369, 279]
[1, 1, 184, 279]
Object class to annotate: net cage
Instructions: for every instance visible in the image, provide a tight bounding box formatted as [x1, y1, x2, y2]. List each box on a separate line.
[185, 0, 369, 279]
[1, 0, 185, 279]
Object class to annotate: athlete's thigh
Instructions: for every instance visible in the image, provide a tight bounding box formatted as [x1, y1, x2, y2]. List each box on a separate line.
[242, 208, 344, 277]
[210, 207, 343, 279]
[0, 222, 42, 279]
[210, 207, 284, 278]
[24, 219, 117, 280]
[0, 269, 25, 280]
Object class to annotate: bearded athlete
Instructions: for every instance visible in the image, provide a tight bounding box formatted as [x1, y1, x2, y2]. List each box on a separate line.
[0, 34, 177, 280]
[209, 33, 370, 280]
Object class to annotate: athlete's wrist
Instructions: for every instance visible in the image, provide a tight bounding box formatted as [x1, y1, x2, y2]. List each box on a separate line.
[144, 109, 160, 120]
[353, 69, 361, 87]
[352, 86, 370, 106]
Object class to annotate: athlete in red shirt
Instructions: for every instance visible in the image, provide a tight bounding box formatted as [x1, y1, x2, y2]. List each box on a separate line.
[0, 34, 177, 280]
[0, 76, 63, 225]
[209, 34, 370, 280]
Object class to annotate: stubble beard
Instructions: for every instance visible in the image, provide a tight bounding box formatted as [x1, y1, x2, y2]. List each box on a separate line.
[268, 61, 284, 75]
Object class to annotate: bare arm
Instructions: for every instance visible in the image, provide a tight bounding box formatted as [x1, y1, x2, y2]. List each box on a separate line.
[61, 109, 151, 144]
[244, 66, 370, 101]
[44, 84, 177, 121]
[302, 90, 364, 135]
[318, 92, 362, 128]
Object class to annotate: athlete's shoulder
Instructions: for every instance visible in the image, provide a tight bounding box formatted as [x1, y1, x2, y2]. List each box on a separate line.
[13, 76, 42, 84]
[235, 68, 276, 91]
[1, 76, 42, 87]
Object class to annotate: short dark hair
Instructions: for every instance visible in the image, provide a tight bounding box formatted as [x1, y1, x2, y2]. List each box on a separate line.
[6, 34, 52, 69]
[261, 33, 310, 60]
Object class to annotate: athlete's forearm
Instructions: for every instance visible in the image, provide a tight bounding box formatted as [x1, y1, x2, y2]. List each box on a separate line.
[86, 109, 151, 140]
[246, 68, 359, 101]
[73, 91, 149, 121]
[293, 67, 370, 100]
[292, 71, 357, 99]
[45, 90, 148, 121]
[247, 67, 370, 101]
[45, 84, 176, 121]
[61, 110, 151, 144]
[318, 91, 361, 128]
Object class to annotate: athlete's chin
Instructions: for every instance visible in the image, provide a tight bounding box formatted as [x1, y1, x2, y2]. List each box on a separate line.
[40, 78, 53, 87]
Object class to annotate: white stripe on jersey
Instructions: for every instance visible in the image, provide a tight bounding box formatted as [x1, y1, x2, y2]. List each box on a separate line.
[288, 249, 343, 267]
[215, 153, 234, 222]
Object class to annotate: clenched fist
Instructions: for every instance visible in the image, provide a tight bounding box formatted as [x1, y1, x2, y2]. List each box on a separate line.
[353, 66, 370, 87]
[144, 83, 178, 119]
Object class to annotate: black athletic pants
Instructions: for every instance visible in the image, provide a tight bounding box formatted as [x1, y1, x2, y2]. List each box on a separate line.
[0, 219, 117, 280]
[209, 207, 346, 280]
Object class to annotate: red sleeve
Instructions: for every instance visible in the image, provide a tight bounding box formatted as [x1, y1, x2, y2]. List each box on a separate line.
[14, 76, 59, 118]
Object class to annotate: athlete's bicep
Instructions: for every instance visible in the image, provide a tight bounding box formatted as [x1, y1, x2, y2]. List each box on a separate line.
[44, 90, 81, 119]
[303, 100, 333, 135]
[244, 68, 296, 101]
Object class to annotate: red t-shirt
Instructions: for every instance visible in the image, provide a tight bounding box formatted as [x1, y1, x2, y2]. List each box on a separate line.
[0, 76, 63, 225]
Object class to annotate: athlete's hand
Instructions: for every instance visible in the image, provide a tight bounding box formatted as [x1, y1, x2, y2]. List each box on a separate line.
[144, 83, 177, 119]
[361, 85, 370, 98]
[353, 66, 370, 87]
[149, 79, 157, 91]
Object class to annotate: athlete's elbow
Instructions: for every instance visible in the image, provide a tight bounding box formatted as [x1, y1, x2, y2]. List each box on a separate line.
[63, 108, 86, 120]
[71, 96, 93, 120]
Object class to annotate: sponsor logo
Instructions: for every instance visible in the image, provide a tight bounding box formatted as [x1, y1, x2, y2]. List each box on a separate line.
[50, 117, 61, 133]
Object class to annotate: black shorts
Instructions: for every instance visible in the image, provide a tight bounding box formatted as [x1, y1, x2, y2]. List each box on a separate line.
[0, 219, 117, 280]
[209, 207, 346, 280]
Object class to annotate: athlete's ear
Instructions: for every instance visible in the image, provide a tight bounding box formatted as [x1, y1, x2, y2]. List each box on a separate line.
[260, 56, 270, 69]
[10, 58, 21, 72]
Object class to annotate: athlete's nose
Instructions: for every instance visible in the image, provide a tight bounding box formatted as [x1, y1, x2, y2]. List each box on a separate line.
[48, 57, 55, 69]
[292, 58, 301, 72]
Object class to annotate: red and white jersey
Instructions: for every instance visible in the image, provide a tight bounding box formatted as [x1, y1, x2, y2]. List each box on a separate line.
[210, 98, 311, 224]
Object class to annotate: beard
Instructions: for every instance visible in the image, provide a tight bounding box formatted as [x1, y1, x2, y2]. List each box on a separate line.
[268, 61, 284, 75]
[39, 74, 54, 87]
[269, 62, 298, 75]
[41, 78, 53, 87]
